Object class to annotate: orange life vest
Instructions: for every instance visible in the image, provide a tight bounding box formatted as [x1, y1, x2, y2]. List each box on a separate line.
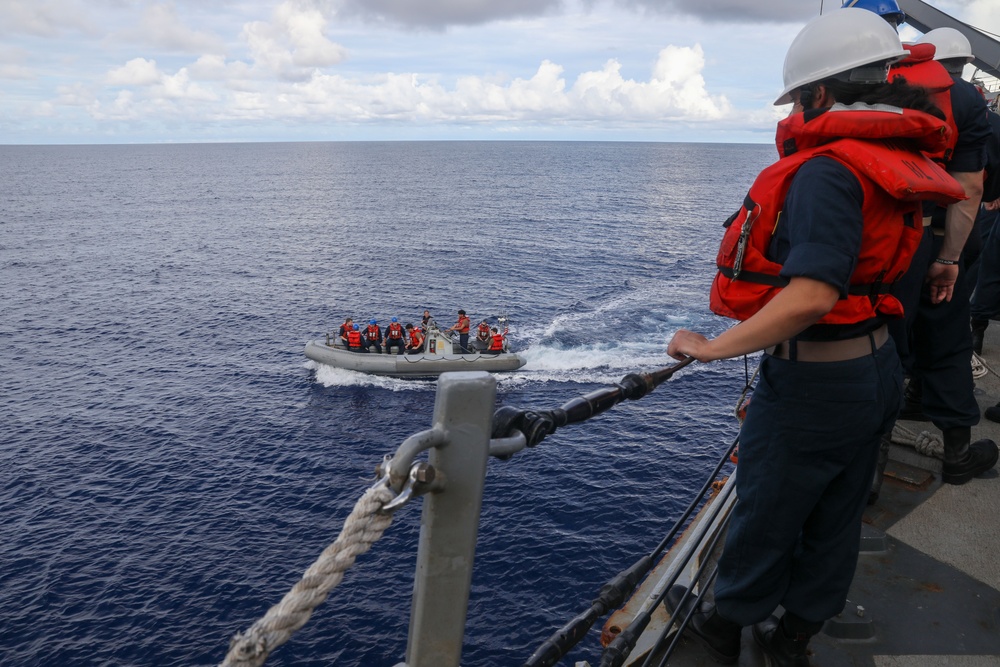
[477, 323, 491, 341]
[711, 103, 965, 324]
[889, 43, 956, 165]
[387, 323, 403, 339]
[488, 334, 505, 351]
[347, 330, 362, 347]
[456, 316, 470, 334]
[365, 324, 380, 339]
[409, 330, 424, 348]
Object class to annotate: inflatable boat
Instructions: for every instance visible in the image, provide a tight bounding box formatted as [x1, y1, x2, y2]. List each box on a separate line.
[304, 320, 527, 378]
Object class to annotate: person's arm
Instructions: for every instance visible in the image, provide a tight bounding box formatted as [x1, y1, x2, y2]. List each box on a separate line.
[667, 277, 839, 362]
[927, 169, 984, 303]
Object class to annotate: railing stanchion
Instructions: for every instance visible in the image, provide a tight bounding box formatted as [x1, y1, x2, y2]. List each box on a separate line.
[403, 371, 496, 667]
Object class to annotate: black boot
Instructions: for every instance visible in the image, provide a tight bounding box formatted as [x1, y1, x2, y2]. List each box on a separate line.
[664, 585, 741, 664]
[971, 319, 988, 356]
[752, 613, 820, 667]
[985, 402, 1000, 424]
[898, 378, 930, 422]
[942, 426, 999, 485]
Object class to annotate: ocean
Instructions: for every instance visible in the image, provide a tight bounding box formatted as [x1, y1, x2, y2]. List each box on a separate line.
[1, 141, 775, 666]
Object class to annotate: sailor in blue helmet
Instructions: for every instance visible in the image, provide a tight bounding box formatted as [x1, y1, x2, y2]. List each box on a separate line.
[384, 316, 406, 355]
[363, 318, 383, 354]
[666, 9, 966, 666]
[346, 323, 366, 353]
[842, 0, 904, 29]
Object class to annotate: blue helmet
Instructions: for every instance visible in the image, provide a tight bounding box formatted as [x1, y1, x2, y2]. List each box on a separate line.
[353, 324, 359, 330]
[842, 0, 904, 26]
[370, 319, 377, 324]
[391, 316, 398, 322]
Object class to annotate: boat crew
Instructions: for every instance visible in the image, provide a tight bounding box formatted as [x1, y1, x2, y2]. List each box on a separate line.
[484, 327, 506, 355]
[404, 323, 424, 355]
[421, 310, 434, 329]
[475, 320, 491, 351]
[446, 309, 472, 353]
[665, 9, 967, 666]
[364, 319, 383, 354]
[337, 317, 354, 348]
[385, 317, 405, 355]
[346, 324, 366, 353]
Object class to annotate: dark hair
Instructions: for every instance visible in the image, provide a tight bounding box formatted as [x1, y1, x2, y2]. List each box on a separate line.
[819, 77, 945, 120]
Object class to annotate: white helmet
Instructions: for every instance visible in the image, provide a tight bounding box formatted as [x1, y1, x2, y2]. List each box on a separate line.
[775, 8, 908, 105]
[916, 28, 974, 63]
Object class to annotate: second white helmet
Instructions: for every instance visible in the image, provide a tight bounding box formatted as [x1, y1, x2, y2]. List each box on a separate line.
[775, 8, 908, 105]
[916, 27, 974, 63]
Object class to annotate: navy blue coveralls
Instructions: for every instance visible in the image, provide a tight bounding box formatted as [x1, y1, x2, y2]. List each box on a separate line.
[714, 158, 902, 626]
[887, 78, 991, 430]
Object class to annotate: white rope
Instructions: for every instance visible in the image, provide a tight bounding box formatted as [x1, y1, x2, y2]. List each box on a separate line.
[890, 422, 943, 459]
[220, 483, 396, 667]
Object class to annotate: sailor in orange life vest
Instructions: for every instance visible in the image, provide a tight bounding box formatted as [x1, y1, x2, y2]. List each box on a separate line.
[384, 317, 406, 355]
[363, 318, 383, 354]
[665, 9, 966, 666]
[346, 323, 366, 353]
[337, 317, 353, 348]
[875, 24, 997, 484]
[404, 323, 424, 355]
[446, 309, 471, 353]
[475, 320, 491, 351]
[483, 327, 506, 355]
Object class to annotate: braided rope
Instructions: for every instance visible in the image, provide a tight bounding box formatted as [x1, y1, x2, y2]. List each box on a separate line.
[220, 483, 396, 667]
[891, 422, 943, 459]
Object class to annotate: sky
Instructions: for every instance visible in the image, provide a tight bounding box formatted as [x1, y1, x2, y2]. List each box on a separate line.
[1, 0, 997, 144]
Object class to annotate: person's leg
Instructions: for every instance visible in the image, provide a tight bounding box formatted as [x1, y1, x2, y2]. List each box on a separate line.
[718, 344, 899, 620]
[971, 208, 1000, 354]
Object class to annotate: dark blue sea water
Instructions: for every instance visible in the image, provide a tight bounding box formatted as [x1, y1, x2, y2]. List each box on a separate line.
[1, 141, 775, 666]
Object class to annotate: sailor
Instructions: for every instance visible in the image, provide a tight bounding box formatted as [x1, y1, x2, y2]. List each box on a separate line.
[666, 10, 967, 666]
[874, 24, 997, 484]
[337, 317, 354, 348]
[841, 0, 904, 29]
[404, 323, 424, 355]
[421, 310, 434, 329]
[484, 327, 506, 355]
[385, 317, 406, 355]
[364, 318, 383, 354]
[475, 320, 491, 351]
[969, 109, 1000, 360]
[346, 323, 366, 353]
[446, 309, 472, 353]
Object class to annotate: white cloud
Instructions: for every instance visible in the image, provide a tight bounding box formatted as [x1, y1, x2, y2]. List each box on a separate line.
[127, 4, 226, 54]
[0, 45, 33, 80]
[240, 1, 348, 80]
[0, 0, 93, 38]
[106, 58, 163, 86]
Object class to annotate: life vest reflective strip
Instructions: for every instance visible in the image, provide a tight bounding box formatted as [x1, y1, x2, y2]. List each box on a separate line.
[890, 43, 957, 164]
[366, 325, 380, 338]
[489, 334, 505, 351]
[387, 324, 403, 339]
[711, 104, 965, 324]
[477, 324, 491, 341]
[347, 330, 362, 346]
